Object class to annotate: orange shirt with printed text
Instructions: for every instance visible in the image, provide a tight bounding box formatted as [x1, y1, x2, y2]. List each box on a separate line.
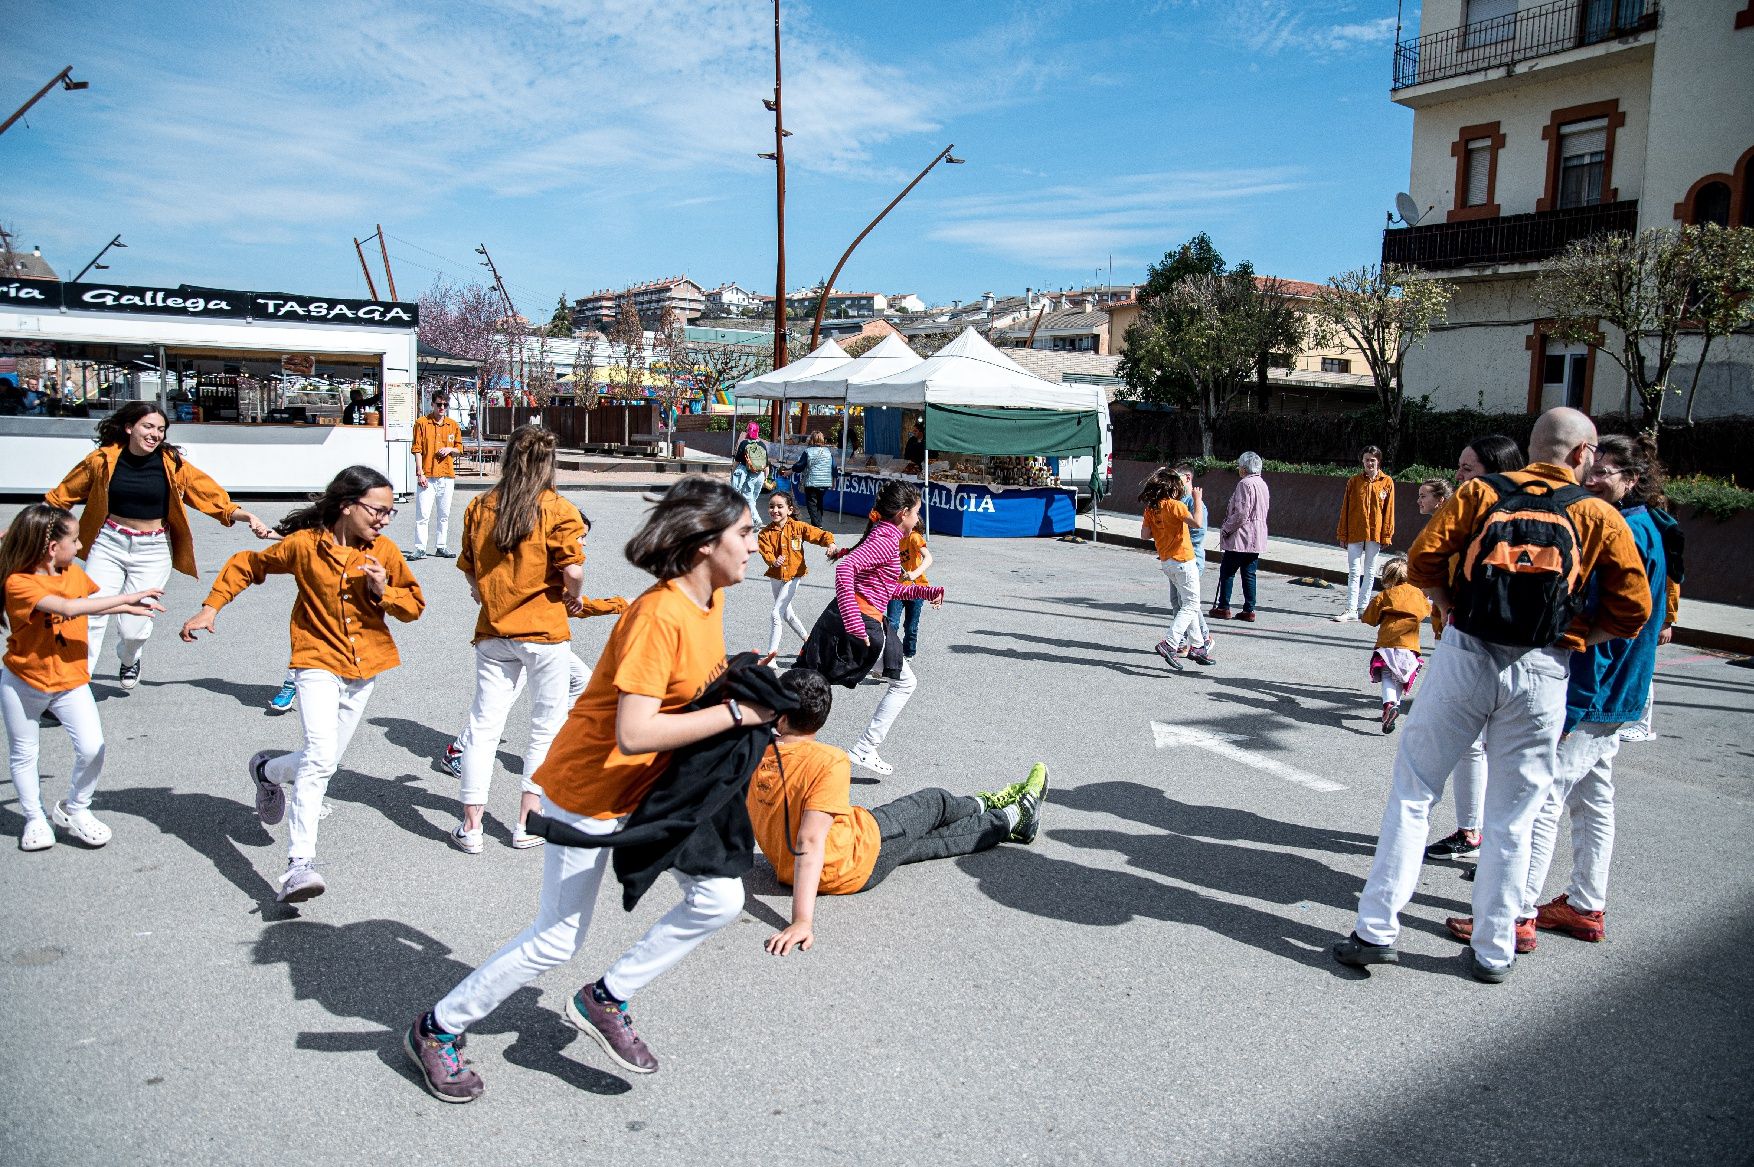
[1143, 498, 1194, 562]
[759, 519, 835, 582]
[745, 738, 880, 894]
[413, 416, 464, 479]
[459, 490, 590, 643]
[4, 565, 100, 693]
[1336, 472, 1396, 547]
[534, 579, 727, 819]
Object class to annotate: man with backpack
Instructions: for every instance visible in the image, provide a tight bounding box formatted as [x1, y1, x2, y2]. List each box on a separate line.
[1333, 407, 1651, 983]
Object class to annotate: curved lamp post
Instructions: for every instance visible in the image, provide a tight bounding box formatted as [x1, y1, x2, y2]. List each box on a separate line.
[1, 66, 89, 137]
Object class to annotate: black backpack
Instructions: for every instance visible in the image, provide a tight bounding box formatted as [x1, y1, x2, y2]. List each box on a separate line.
[1451, 473, 1593, 648]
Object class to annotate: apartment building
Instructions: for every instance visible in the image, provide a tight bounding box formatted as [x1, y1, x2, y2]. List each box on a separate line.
[704, 282, 759, 316]
[573, 276, 707, 330]
[1386, 0, 1754, 416]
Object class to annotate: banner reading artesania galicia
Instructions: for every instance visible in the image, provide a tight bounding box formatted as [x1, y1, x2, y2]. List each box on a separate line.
[0, 280, 418, 327]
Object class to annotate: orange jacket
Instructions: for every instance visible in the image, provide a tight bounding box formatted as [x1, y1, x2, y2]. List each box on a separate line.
[1407, 463, 1650, 653]
[204, 528, 424, 681]
[759, 519, 835, 581]
[1362, 582, 1431, 652]
[46, 446, 241, 578]
[1336, 472, 1395, 547]
[413, 415, 463, 479]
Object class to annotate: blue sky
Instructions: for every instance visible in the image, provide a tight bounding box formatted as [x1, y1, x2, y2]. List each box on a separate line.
[2, 0, 1416, 315]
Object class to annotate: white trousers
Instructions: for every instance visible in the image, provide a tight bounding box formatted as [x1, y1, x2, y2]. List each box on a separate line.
[1380, 676, 1405, 705]
[414, 477, 456, 552]
[1159, 557, 1202, 650]
[1449, 733, 1487, 832]
[1345, 540, 1382, 615]
[432, 798, 744, 1032]
[768, 579, 809, 655]
[83, 524, 174, 671]
[458, 639, 574, 806]
[1627, 677, 1655, 738]
[1, 668, 104, 819]
[1353, 627, 1569, 969]
[1522, 721, 1622, 915]
[263, 670, 375, 861]
[858, 658, 917, 751]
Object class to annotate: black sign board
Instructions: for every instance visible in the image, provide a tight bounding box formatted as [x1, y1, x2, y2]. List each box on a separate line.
[0, 280, 417, 327]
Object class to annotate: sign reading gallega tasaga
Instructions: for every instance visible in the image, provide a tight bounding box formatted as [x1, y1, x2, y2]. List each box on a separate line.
[0, 279, 418, 327]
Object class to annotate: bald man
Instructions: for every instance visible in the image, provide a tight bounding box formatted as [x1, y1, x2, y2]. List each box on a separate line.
[1335, 407, 1651, 982]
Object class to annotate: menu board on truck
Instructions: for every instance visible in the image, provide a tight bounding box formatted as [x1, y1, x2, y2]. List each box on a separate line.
[383, 381, 416, 440]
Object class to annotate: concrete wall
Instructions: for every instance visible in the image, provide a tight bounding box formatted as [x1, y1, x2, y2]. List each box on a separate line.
[1643, 0, 1754, 226]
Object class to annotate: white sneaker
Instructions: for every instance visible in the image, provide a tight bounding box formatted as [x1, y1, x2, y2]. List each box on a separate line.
[19, 818, 54, 851]
[1617, 726, 1657, 743]
[50, 801, 112, 847]
[277, 861, 326, 903]
[848, 742, 894, 776]
[510, 825, 545, 849]
[1330, 611, 1357, 623]
[450, 823, 485, 855]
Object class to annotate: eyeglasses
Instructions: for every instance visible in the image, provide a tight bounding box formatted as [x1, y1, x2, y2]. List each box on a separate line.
[1587, 464, 1626, 480]
[356, 502, 399, 521]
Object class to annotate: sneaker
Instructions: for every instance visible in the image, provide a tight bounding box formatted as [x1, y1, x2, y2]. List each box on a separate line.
[433, 548, 455, 558]
[406, 548, 428, 561]
[1236, 611, 1257, 622]
[450, 823, 484, 855]
[1331, 611, 1357, 623]
[1207, 606, 1233, 620]
[1381, 702, 1400, 734]
[269, 679, 297, 713]
[250, 751, 286, 826]
[19, 818, 54, 852]
[976, 767, 1036, 812]
[565, 984, 658, 1074]
[277, 861, 326, 903]
[1425, 828, 1481, 862]
[1443, 915, 1537, 954]
[442, 741, 464, 778]
[510, 824, 546, 850]
[50, 801, 112, 847]
[1331, 932, 1399, 969]
[1534, 894, 1606, 942]
[1009, 764, 1049, 844]
[403, 1016, 484, 1104]
[1469, 955, 1514, 984]
[118, 662, 141, 690]
[1617, 726, 1656, 743]
[848, 742, 894, 776]
[1154, 639, 1184, 673]
[1188, 645, 1217, 667]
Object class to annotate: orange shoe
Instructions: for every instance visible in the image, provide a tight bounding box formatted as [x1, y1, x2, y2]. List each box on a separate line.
[1534, 894, 1605, 942]
[1444, 915, 1537, 953]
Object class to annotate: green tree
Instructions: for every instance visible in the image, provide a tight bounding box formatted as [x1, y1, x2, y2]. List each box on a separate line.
[1141, 232, 1225, 301]
[547, 292, 574, 337]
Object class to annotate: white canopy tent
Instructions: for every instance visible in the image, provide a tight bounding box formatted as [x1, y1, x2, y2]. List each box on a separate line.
[732, 338, 852, 402]
[786, 332, 922, 400]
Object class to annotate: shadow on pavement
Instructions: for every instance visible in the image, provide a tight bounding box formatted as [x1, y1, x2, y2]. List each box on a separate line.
[172, 675, 285, 711]
[1203, 676, 1388, 739]
[98, 786, 292, 915]
[254, 917, 630, 1097]
[1054, 780, 1377, 856]
[946, 641, 1169, 679]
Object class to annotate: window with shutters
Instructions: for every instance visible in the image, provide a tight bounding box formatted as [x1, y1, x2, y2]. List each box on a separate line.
[1464, 0, 1517, 46]
[1558, 118, 1607, 208]
[1448, 122, 1504, 222]
[1464, 141, 1492, 206]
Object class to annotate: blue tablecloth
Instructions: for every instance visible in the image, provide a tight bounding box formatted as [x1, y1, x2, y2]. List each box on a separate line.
[782, 471, 1074, 537]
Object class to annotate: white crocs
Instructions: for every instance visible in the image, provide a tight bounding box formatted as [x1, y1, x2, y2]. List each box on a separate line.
[51, 802, 112, 847]
[848, 743, 894, 776]
[19, 818, 54, 851]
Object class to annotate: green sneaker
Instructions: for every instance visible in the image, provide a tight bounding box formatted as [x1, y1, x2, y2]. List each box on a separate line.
[1008, 764, 1049, 844]
[976, 763, 1040, 812]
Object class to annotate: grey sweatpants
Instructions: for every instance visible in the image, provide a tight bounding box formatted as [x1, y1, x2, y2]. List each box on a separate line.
[861, 788, 1010, 890]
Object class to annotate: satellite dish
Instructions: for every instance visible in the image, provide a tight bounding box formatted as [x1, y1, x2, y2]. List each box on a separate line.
[1393, 192, 1431, 227]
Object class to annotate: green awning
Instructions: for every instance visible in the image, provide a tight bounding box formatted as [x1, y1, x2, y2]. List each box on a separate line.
[922, 403, 1100, 457]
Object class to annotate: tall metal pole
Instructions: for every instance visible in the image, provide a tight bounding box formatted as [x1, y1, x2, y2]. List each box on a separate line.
[0, 66, 87, 137]
[353, 238, 381, 299]
[770, 0, 788, 374]
[477, 244, 519, 427]
[809, 144, 962, 350]
[375, 225, 400, 301]
[72, 234, 126, 282]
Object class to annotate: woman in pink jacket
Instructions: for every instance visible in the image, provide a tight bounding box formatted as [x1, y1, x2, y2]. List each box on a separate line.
[1209, 451, 1270, 622]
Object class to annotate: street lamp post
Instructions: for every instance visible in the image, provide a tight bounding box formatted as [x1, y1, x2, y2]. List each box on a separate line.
[808, 144, 964, 350]
[0, 66, 90, 137]
[759, 0, 793, 437]
[73, 235, 126, 282]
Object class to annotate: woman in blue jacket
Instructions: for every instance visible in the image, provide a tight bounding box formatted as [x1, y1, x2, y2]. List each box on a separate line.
[795, 431, 836, 527]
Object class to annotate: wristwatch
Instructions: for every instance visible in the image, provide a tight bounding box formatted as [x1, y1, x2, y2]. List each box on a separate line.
[725, 698, 744, 728]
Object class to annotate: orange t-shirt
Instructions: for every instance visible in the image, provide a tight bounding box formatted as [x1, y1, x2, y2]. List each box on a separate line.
[758, 518, 835, 582]
[413, 416, 464, 479]
[899, 531, 930, 586]
[4, 565, 100, 693]
[459, 490, 587, 643]
[746, 738, 880, 894]
[535, 579, 727, 819]
[1143, 498, 1194, 562]
[1361, 582, 1432, 653]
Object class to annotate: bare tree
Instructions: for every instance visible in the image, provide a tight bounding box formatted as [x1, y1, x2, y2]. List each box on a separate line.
[419, 278, 515, 423]
[649, 308, 696, 457]
[605, 293, 648, 400]
[570, 334, 601, 407]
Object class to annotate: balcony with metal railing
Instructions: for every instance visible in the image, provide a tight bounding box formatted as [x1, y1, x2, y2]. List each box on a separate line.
[1382, 199, 1638, 272]
[1392, 0, 1659, 93]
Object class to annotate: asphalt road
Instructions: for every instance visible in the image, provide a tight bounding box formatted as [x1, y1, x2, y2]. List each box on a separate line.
[3, 489, 1750, 1166]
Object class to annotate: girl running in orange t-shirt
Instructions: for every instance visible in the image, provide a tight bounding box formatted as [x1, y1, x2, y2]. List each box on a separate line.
[1, 504, 164, 851]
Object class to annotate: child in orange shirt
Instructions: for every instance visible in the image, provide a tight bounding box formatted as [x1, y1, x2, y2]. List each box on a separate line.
[1333, 445, 1396, 622]
[1, 504, 164, 851]
[759, 492, 835, 656]
[1359, 556, 1431, 734]
[748, 669, 1048, 955]
[181, 466, 425, 903]
[1139, 467, 1211, 671]
[886, 526, 933, 664]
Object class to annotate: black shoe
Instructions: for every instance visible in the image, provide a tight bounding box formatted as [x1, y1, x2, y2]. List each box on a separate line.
[1008, 764, 1049, 844]
[433, 548, 455, 558]
[881, 668, 902, 681]
[118, 662, 141, 691]
[1469, 954, 1513, 984]
[1425, 828, 1481, 862]
[1154, 640, 1183, 672]
[1332, 932, 1399, 970]
[406, 548, 428, 561]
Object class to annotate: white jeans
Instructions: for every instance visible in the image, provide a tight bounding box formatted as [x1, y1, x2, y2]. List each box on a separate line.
[858, 658, 917, 751]
[1380, 676, 1406, 705]
[458, 639, 573, 806]
[83, 523, 174, 670]
[768, 579, 809, 655]
[432, 798, 744, 1032]
[1353, 627, 1569, 969]
[414, 477, 456, 552]
[1448, 733, 1487, 832]
[1626, 677, 1655, 738]
[263, 670, 375, 861]
[1522, 721, 1622, 915]
[1345, 541, 1382, 615]
[1, 668, 104, 820]
[1159, 558, 1202, 650]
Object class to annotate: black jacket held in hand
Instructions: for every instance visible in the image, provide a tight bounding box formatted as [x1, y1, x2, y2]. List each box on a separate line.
[524, 653, 802, 911]
[799, 598, 885, 688]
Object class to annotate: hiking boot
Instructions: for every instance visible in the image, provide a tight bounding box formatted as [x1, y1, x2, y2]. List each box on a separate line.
[848, 742, 894, 776]
[1444, 915, 1537, 954]
[269, 679, 297, 713]
[404, 1015, 483, 1104]
[250, 751, 286, 826]
[1236, 611, 1257, 623]
[118, 662, 141, 691]
[1207, 606, 1233, 620]
[1534, 894, 1605, 942]
[50, 802, 112, 847]
[1331, 932, 1398, 969]
[1381, 702, 1400, 734]
[1154, 640, 1184, 672]
[442, 741, 464, 778]
[1009, 764, 1049, 844]
[1425, 828, 1481, 862]
[277, 860, 326, 903]
[565, 984, 658, 1074]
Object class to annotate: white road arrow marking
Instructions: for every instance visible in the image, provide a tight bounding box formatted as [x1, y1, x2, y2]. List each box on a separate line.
[1151, 721, 1347, 793]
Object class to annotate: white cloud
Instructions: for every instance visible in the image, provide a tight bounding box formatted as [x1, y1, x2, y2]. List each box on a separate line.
[1175, 1, 1399, 56]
